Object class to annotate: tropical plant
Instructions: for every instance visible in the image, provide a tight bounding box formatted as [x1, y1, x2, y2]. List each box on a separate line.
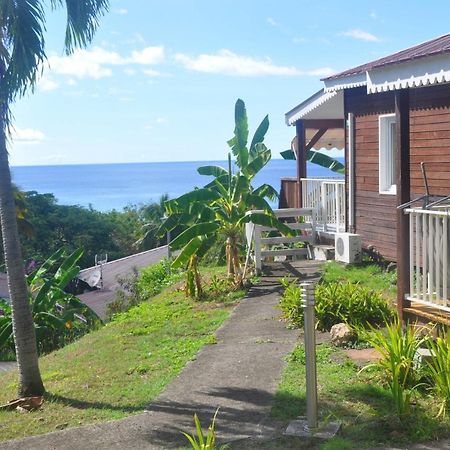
[161, 99, 292, 297]
[0, 248, 98, 355]
[280, 147, 345, 174]
[182, 409, 229, 450]
[0, 0, 109, 396]
[279, 279, 394, 331]
[362, 319, 428, 418]
[425, 333, 450, 417]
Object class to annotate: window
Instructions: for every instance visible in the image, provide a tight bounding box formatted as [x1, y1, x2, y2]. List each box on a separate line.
[379, 114, 397, 195]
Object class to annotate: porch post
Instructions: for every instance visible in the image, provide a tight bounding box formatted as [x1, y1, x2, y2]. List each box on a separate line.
[395, 89, 411, 320]
[296, 120, 307, 208]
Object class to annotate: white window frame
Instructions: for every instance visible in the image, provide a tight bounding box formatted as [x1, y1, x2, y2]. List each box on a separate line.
[379, 113, 397, 195]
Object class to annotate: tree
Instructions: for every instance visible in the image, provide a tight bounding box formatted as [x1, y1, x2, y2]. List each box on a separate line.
[161, 99, 292, 296]
[0, 0, 109, 396]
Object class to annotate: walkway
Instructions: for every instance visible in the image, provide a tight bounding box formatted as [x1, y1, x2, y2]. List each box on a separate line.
[78, 245, 169, 319]
[1, 260, 322, 450]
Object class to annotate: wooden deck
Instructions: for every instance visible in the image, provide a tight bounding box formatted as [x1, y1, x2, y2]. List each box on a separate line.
[404, 302, 450, 327]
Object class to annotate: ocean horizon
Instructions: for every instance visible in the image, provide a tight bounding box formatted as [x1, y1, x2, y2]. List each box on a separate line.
[10, 158, 344, 212]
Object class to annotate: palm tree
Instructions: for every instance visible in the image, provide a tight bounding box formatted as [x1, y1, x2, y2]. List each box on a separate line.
[0, 0, 109, 396]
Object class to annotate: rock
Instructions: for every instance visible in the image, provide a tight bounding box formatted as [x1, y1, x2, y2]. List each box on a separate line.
[330, 323, 354, 346]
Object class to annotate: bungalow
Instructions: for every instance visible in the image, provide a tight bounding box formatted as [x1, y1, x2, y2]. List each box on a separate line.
[283, 33, 450, 325]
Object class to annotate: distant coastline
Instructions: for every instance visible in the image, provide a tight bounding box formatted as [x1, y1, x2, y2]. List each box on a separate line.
[11, 159, 344, 212]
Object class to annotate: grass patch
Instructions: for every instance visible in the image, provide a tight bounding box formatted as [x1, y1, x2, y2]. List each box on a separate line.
[0, 267, 238, 442]
[271, 343, 450, 449]
[321, 260, 397, 302]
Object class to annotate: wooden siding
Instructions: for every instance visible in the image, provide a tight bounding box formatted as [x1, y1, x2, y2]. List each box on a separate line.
[345, 84, 450, 261]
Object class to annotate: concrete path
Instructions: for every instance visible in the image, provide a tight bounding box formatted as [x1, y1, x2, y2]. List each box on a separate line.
[0, 261, 322, 450]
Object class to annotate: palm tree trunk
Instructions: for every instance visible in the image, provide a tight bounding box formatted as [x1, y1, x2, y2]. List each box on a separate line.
[0, 117, 44, 396]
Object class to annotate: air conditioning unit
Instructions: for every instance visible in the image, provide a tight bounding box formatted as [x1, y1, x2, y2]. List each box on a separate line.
[335, 233, 362, 264]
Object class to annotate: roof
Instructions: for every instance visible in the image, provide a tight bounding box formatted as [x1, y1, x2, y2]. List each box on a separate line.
[324, 33, 450, 81]
[78, 246, 169, 319]
[285, 89, 344, 125]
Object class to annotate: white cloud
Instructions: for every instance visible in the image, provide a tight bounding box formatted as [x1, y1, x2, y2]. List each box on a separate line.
[306, 67, 336, 77]
[43, 46, 165, 84]
[174, 49, 302, 76]
[114, 8, 128, 15]
[293, 37, 307, 44]
[38, 76, 59, 91]
[341, 28, 380, 42]
[12, 127, 45, 145]
[267, 17, 278, 27]
[142, 68, 163, 77]
[130, 47, 165, 65]
[124, 68, 136, 76]
[174, 49, 332, 77]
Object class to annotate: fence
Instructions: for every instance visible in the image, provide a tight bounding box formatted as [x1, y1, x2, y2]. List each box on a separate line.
[405, 207, 450, 312]
[301, 178, 345, 233]
[246, 208, 315, 271]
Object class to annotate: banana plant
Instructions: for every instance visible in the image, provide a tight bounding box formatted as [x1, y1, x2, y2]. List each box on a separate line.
[160, 99, 293, 296]
[280, 148, 345, 174]
[0, 248, 99, 354]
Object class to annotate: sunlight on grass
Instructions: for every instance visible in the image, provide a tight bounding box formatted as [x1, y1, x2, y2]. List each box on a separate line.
[0, 267, 237, 442]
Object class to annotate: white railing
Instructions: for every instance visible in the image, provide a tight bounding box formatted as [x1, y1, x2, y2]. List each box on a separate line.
[301, 178, 345, 233]
[406, 208, 450, 312]
[246, 208, 316, 271]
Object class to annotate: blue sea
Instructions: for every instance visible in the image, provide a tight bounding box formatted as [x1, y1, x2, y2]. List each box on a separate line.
[10, 159, 343, 212]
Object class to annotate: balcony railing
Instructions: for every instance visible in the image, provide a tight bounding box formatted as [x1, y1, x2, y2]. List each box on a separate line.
[246, 208, 315, 271]
[405, 207, 450, 312]
[301, 178, 345, 233]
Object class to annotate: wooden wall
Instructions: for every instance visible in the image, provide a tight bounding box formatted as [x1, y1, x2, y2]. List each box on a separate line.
[345, 84, 450, 261]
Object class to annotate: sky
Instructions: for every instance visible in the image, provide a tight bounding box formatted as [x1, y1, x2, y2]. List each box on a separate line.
[9, 0, 450, 166]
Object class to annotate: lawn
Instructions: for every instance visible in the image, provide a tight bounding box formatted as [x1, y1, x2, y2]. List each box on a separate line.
[0, 267, 239, 443]
[268, 343, 450, 449]
[321, 260, 397, 302]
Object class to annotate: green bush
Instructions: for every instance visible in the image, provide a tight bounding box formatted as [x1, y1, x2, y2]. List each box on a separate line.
[425, 332, 450, 417]
[362, 319, 428, 418]
[138, 258, 180, 297]
[107, 259, 181, 319]
[0, 248, 99, 355]
[279, 278, 394, 331]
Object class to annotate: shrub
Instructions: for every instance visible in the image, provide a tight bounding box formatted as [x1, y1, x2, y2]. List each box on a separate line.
[182, 409, 229, 450]
[425, 332, 450, 417]
[362, 319, 428, 418]
[279, 278, 394, 331]
[107, 259, 181, 319]
[0, 248, 99, 355]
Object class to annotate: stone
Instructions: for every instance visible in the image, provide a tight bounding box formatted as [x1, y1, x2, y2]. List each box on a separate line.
[330, 323, 353, 346]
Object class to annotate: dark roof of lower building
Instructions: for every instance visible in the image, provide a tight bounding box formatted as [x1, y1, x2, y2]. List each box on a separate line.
[323, 33, 450, 81]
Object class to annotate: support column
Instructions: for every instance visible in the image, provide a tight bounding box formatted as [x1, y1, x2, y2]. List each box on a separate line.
[395, 89, 411, 320]
[296, 120, 307, 208]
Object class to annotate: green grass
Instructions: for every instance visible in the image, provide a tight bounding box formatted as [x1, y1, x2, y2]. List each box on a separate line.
[0, 267, 238, 443]
[321, 260, 397, 302]
[270, 344, 450, 449]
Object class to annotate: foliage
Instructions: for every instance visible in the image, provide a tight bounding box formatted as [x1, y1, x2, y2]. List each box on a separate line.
[279, 278, 394, 331]
[321, 260, 397, 302]
[161, 99, 292, 296]
[280, 148, 345, 174]
[182, 409, 229, 450]
[1, 191, 169, 269]
[362, 319, 428, 418]
[106, 259, 181, 318]
[0, 267, 235, 442]
[0, 248, 99, 355]
[272, 343, 450, 449]
[425, 333, 450, 417]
